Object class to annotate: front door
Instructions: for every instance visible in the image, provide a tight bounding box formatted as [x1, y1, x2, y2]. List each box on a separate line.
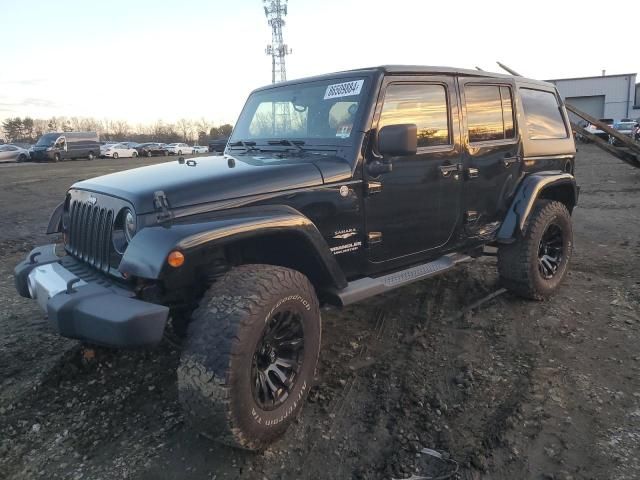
[364, 76, 463, 265]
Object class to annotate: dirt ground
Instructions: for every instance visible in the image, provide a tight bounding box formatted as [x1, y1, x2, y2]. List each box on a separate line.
[1, 145, 639, 480]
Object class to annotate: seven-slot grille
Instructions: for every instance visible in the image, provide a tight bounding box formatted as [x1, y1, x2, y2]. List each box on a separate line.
[66, 199, 114, 273]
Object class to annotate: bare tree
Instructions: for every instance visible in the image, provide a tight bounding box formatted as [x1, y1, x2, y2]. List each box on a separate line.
[219, 123, 233, 137]
[113, 120, 130, 138]
[176, 118, 193, 143]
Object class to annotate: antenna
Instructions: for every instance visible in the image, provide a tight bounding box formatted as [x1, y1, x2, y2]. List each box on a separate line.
[263, 0, 292, 84]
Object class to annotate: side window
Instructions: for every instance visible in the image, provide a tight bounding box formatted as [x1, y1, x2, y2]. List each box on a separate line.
[379, 83, 450, 148]
[520, 88, 568, 140]
[466, 85, 515, 143]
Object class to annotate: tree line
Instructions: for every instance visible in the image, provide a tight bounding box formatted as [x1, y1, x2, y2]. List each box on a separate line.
[1, 116, 233, 145]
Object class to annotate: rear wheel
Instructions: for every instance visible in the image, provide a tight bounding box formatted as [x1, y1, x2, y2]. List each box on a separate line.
[178, 264, 321, 450]
[17, 154, 27, 163]
[164, 150, 169, 156]
[147, 151, 152, 157]
[88, 151, 95, 161]
[132, 151, 138, 158]
[54, 153, 60, 162]
[178, 150, 182, 155]
[498, 200, 573, 300]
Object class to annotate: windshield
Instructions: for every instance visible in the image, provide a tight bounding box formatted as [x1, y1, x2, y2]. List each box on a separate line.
[614, 122, 635, 130]
[35, 133, 59, 147]
[231, 77, 369, 147]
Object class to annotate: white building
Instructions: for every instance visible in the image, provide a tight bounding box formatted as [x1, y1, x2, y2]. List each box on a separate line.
[546, 73, 640, 123]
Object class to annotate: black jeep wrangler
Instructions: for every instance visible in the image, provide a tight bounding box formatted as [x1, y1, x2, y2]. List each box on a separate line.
[15, 66, 578, 450]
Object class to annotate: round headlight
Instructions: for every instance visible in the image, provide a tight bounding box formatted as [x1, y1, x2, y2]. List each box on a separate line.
[124, 209, 137, 242]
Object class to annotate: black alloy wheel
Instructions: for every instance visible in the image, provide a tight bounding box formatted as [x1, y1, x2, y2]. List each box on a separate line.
[538, 223, 563, 279]
[252, 310, 305, 410]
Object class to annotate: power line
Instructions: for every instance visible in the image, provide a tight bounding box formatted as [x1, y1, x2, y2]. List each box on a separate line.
[263, 0, 291, 84]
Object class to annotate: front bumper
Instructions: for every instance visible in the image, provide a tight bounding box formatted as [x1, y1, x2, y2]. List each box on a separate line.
[15, 245, 169, 347]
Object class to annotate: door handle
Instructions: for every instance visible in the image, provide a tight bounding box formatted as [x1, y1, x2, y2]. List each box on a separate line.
[503, 155, 520, 167]
[439, 164, 460, 178]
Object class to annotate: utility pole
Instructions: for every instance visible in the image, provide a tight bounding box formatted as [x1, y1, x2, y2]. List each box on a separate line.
[263, 0, 291, 84]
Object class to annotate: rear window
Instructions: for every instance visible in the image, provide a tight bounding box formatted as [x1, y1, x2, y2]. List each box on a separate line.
[520, 88, 568, 140]
[465, 85, 515, 143]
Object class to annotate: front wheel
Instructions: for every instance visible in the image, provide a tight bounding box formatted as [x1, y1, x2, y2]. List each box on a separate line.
[88, 151, 95, 161]
[113, 152, 119, 159]
[146, 151, 152, 157]
[178, 264, 321, 450]
[498, 200, 573, 300]
[53, 153, 60, 162]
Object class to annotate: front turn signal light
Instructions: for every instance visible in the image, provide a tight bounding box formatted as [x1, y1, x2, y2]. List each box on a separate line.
[167, 250, 185, 268]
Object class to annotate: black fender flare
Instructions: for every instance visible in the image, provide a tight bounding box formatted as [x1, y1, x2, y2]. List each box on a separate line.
[496, 172, 578, 242]
[118, 205, 347, 289]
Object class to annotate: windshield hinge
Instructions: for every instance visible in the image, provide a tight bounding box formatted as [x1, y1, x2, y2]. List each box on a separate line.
[366, 181, 383, 195]
[153, 190, 173, 221]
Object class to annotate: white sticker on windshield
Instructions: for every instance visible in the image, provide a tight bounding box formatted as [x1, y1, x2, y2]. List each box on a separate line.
[324, 80, 364, 100]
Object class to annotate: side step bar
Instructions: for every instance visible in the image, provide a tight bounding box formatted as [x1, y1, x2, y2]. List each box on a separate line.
[327, 253, 471, 306]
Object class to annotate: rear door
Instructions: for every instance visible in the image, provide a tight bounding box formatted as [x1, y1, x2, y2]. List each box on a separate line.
[459, 80, 520, 237]
[364, 75, 463, 265]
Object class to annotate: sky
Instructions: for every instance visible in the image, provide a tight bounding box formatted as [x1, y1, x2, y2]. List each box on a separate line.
[0, 0, 637, 126]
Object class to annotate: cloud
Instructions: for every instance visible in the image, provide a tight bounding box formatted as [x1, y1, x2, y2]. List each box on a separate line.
[0, 97, 58, 109]
[0, 78, 46, 87]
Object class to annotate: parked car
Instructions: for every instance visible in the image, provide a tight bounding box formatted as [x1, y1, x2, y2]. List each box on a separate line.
[30, 132, 99, 162]
[191, 145, 208, 154]
[103, 143, 139, 159]
[15, 65, 578, 451]
[0, 144, 30, 163]
[135, 143, 168, 157]
[608, 121, 637, 145]
[100, 141, 119, 156]
[121, 142, 140, 149]
[165, 143, 191, 155]
[208, 136, 229, 153]
[584, 118, 614, 141]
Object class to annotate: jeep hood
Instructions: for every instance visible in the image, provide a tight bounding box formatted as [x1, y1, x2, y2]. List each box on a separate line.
[72, 153, 352, 214]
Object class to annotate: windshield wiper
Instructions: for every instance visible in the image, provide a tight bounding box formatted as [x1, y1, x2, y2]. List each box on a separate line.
[229, 140, 259, 153]
[267, 139, 305, 152]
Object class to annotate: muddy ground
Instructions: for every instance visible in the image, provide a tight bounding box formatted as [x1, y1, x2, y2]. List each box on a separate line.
[1, 145, 639, 480]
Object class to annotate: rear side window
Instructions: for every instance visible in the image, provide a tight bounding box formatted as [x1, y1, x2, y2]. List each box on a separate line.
[520, 88, 568, 140]
[379, 83, 450, 148]
[465, 85, 515, 143]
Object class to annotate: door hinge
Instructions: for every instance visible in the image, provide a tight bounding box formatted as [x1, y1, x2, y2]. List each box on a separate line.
[367, 231, 383, 245]
[366, 181, 383, 195]
[466, 167, 479, 179]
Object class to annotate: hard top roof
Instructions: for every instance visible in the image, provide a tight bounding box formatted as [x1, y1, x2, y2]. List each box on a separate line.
[252, 65, 552, 92]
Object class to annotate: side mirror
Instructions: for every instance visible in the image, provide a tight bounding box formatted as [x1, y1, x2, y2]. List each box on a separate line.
[378, 124, 418, 157]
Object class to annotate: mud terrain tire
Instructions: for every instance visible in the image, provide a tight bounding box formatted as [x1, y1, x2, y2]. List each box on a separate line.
[178, 264, 321, 450]
[498, 200, 573, 300]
